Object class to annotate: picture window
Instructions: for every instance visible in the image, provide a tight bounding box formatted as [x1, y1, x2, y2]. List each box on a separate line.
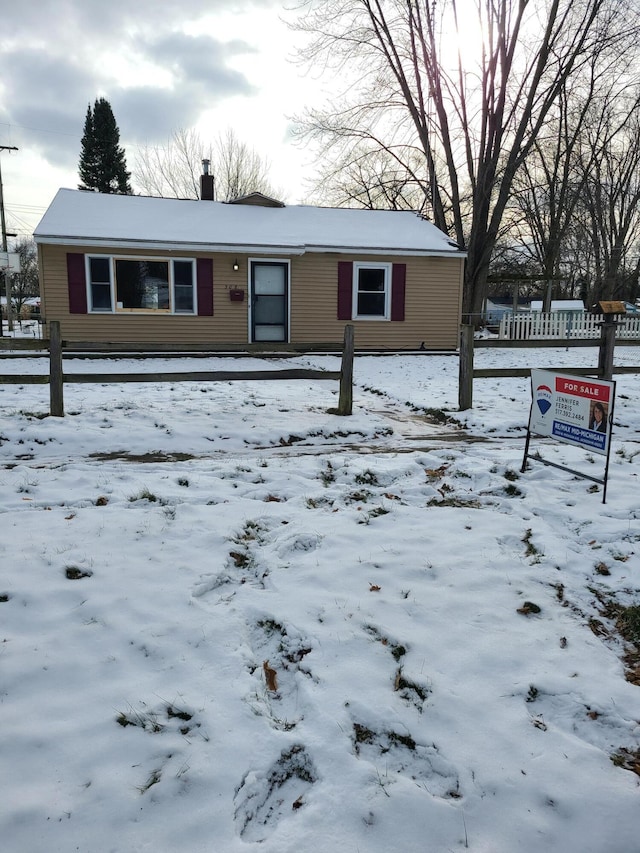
[86, 256, 196, 314]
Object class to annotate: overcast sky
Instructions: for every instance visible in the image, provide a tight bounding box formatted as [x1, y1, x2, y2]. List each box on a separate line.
[0, 0, 325, 238]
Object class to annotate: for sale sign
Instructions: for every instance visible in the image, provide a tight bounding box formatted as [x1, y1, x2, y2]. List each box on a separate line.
[529, 370, 615, 456]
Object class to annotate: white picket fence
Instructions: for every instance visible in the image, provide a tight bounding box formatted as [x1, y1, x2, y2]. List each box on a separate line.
[499, 311, 640, 340]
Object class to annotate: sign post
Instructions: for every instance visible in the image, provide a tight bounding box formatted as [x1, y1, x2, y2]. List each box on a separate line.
[521, 369, 616, 502]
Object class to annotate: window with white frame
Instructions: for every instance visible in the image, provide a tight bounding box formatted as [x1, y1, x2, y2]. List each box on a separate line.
[87, 256, 196, 314]
[353, 262, 391, 319]
[88, 257, 112, 311]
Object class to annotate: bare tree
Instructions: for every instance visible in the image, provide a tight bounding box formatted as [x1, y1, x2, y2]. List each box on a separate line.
[577, 97, 640, 303]
[500, 51, 639, 308]
[8, 237, 39, 319]
[134, 128, 280, 201]
[214, 129, 279, 201]
[309, 143, 430, 210]
[134, 128, 202, 199]
[292, 0, 640, 318]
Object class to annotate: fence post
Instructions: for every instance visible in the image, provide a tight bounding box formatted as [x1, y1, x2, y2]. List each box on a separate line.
[49, 321, 64, 417]
[597, 316, 617, 381]
[337, 324, 354, 416]
[459, 324, 474, 410]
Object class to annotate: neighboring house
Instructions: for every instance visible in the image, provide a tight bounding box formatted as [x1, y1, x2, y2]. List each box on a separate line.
[483, 297, 531, 330]
[530, 300, 585, 312]
[33, 188, 466, 349]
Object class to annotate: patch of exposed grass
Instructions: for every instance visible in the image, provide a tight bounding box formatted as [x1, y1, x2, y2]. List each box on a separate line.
[526, 685, 539, 703]
[17, 410, 49, 420]
[355, 469, 379, 486]
[90, 451, 196, 463]
[617, 605, 640, 645]
[522, 528, 542, 559]
[279, 434, 304, 446]
[346, 489, 372, 504]
[590, 590, 640, 684]
[257, 618, 286, 637]
[305, 496, 331, 509]
[611, 748, 640, 776]
[65, 566, 92, 580]
[320, 460, 336, 486]
[229, 550, 253, 569]
[232, 520, 268, 544]
[353, 722, 417, 755]
[364, 624, 407, 661]
[394, 667, 430, 708]
[387, 730, 417, 751]
[129, 486, 163, 504]
[116, 702, 198, 737]
[504, 483, 523, 497]
[138, 769, 162, 793]
[406, 404, 462, 427]
[427, 496, 482, 508]
[358, 506, 390, 524]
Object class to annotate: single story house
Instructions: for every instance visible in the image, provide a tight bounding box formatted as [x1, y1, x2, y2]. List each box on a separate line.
[33, 187, 466, 349]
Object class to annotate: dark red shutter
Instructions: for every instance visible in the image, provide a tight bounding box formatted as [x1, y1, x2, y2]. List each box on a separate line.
[337, 261, 353, 320]
[196, 258, 214, 316]
[391, 263, 406, 321]
[67, 253, 87, 314]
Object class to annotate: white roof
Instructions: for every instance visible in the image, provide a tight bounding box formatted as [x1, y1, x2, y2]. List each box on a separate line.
[530, 300, 585, 312]
[34, 188, 464, 258]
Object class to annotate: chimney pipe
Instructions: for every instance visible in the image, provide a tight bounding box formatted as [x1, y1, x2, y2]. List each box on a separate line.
[200, 159, 215, 200]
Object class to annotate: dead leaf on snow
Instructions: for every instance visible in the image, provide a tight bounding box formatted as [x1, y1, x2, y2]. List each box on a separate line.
[263, 660, 278, 692]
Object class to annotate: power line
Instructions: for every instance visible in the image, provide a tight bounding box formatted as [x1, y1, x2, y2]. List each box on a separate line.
[0, 121, 79, 140]
[1, 119, 161, 155]
[7, 202, 48, 212]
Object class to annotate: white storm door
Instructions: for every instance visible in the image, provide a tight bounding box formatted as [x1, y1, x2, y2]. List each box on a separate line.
[251, 262, 288, 342]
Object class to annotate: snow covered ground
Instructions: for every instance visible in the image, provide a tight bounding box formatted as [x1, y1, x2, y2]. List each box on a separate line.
[1, 345, 639, 852]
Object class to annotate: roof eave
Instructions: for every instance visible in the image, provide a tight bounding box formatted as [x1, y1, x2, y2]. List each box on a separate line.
[33, 236, 307, 256]
[34, 234, 467, 259]
[307, 245, 467, 258]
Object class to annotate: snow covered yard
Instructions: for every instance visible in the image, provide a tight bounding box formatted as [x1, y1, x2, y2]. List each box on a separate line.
[1, 348, 639, 852]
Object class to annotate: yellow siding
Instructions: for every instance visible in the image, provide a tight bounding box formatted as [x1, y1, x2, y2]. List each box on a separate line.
[39, 244, 463, 349]
[290, 253, 463, 350]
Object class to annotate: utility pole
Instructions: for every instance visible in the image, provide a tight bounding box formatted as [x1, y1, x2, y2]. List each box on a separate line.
[0, 145, 19, 335]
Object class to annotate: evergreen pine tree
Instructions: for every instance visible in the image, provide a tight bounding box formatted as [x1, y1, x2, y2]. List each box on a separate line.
[78, 105, 96, 191]
[78, 98, 132, 194]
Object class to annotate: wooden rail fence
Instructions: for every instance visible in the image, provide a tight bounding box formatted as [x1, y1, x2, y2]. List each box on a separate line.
[459, 324, 640, 409]
[0, 322, 355, 417]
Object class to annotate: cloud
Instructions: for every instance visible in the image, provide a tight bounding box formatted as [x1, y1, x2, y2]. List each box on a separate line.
[0, 0, 279, 42]
[115, 79, 253, 146]
[0, 11, 262, 171]
[140, 32, 257, 88]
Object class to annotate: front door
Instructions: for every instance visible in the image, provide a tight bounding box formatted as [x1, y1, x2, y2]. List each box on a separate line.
[251, 262, 288, 343]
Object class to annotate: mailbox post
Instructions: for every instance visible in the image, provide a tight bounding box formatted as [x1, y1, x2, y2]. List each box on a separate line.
[591, 301, 626, 381]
